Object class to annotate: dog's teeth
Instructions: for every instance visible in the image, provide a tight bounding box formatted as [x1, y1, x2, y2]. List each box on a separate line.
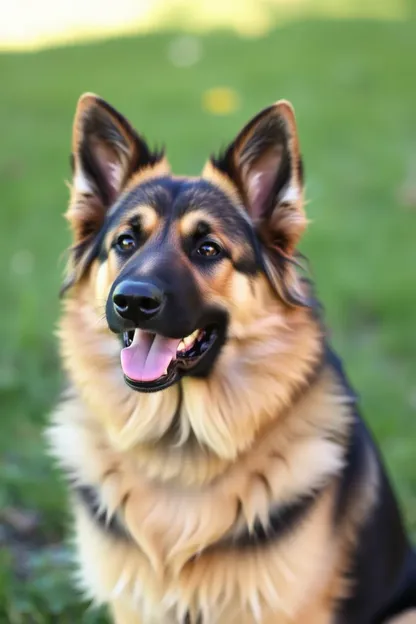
[177, 329, 201, 354]
[183, 335, 194, 349]
[182, 330, 199, 349]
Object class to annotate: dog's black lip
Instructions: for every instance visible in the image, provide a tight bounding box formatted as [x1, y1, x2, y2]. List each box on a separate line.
[121, 325, 219, 393]
[124, 368, 180, 393]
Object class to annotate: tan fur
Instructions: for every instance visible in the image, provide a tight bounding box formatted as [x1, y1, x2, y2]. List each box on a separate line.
[179, 209, 255, 278]
[124, 156, 171, 191]
[178, 209, 224, 239]
[388, 613, 416, 624]
[48, 95, 397, 623]
[201, 161, 244, 209]
[50, 197, 358, 621]
[48, 265, 360, 622]
[113, 204, 159, 235]
[111, 600, 142, 624]
[68, 449, 343, 623]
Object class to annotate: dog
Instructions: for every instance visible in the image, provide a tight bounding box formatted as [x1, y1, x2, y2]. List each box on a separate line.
[47, 93, 416, 623]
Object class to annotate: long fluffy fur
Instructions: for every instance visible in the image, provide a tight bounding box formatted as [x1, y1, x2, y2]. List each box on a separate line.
[48, 272, 359, 622]
[47, 95, 415, 623]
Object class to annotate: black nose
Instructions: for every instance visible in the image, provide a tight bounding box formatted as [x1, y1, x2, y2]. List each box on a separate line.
[112, 280, 164, 322]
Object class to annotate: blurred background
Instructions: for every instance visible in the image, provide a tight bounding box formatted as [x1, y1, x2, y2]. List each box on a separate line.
[0, 0, 415, 621]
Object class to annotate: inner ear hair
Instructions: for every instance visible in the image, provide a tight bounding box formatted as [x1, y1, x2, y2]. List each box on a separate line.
[211, 102, 304, 236]
[239, 114, 290, 195]
[71, 95, 162, 211]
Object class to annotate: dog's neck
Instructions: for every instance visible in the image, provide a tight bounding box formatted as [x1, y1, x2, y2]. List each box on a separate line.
[50, 289, 354, 572]
[57, 283, 325, 484]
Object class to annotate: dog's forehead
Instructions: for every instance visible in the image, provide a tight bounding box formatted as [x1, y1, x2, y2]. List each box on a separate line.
[107, 176, 248, 231]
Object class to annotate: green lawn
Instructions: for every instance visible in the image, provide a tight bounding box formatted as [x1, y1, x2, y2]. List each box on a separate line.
[0, 16, 415, 622]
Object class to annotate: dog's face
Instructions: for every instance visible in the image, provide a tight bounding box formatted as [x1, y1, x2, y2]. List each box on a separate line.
[64, 94, 308, 394]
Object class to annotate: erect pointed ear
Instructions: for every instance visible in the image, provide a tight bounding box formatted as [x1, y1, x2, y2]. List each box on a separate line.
[205, 101, 308, 306]
[209, 100, 306, 253]
[62, 94, 168, 295]
[68, 93, 166, 243]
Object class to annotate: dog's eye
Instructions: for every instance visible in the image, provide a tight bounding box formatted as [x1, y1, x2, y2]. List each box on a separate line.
[115, 233, 136, 254]
[196, 240, 222, 258]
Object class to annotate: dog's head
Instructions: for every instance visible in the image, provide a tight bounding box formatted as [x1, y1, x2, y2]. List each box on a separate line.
[63, 94, 313, 398]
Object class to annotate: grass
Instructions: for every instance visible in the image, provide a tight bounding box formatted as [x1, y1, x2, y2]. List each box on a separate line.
[0, 16, 416, 622]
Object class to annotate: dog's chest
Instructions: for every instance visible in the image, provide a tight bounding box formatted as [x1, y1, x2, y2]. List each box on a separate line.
[75, 489, 337, 624]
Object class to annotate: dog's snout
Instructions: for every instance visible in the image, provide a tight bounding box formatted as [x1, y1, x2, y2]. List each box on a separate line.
[113, 280, 164, 322]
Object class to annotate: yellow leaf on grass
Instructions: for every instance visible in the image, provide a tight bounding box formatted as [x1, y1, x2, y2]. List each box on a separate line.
[202, 87, 240, 116]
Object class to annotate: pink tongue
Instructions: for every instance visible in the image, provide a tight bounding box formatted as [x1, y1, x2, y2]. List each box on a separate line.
[120, 331, 181, 382]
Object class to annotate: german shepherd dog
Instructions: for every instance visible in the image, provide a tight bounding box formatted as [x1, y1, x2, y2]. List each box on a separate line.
[48, 94, 416, 623]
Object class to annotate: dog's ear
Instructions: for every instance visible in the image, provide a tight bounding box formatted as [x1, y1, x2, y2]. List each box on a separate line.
[209, 100, 306, 252]
[67, 93, 164, 243]
[62, 94, 166, 295]
[206, 101, 308, 305]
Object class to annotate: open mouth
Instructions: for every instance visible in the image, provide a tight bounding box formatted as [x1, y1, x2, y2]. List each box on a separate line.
[120, 325, 219, 392]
